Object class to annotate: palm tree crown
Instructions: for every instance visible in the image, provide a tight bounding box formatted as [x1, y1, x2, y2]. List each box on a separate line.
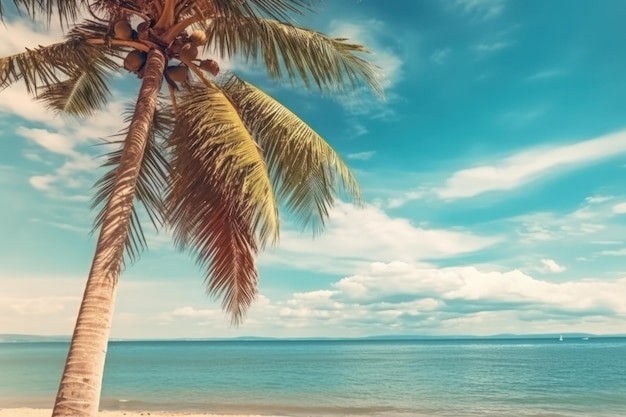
[1, 1, 381, 416]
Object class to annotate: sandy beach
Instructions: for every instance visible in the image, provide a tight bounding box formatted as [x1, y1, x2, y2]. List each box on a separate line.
[0, 410, 280, 417]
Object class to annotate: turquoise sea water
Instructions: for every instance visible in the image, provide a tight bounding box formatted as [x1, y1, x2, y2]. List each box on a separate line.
[1, 338, 625, 416]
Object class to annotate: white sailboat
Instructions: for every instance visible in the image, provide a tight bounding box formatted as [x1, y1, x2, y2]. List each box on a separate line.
[559, 334, 563, 342]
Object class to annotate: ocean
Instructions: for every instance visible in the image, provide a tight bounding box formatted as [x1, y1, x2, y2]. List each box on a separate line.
[1, 338, 625, 416]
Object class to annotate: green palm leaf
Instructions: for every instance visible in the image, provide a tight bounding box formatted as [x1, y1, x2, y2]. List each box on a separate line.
[169, 81, 279, 248]
[166, 81, 281, 322]
[91, 102, 173, 264]
[0, 36, 114, 94]
[68, 19, 113, 39]
[205, 17, 382, 94]
[221, 75, 361, 233]
[167, 156, 260, 323]
[37, 60, 114, 117]
[203, 0, 315, 20]
[1, 0, 84, 27]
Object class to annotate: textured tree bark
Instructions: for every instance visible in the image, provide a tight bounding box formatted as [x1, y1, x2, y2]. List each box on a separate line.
[51, 49, 166, 417]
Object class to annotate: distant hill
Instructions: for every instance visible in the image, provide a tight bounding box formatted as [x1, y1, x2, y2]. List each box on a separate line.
[0, 334, 70, 343]
[364, 333, 608, 340]
[2, 333, 624, 343]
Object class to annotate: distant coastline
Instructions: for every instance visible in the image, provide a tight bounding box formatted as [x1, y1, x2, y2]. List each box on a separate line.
[2, 332, 625, 343]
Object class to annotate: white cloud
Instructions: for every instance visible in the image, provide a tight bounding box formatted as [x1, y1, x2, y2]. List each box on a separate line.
[171, 306, 222, 319]
[474, 41, 512, 53]
[328, 19, 403, 89]
[540, 258, 566, 273]
[57, 154, 101, 177]
[586, 195, 614, 204]
[611, 202, 626, 214]
[16, 127, 104, 193]
[327, 19, 404, 116]
[44, 220, 91, 234]
[513, 213, 605, 243]
[525, 69, 565, 82]
[430, 48, 452, 65]
[599, 248, 626, 256]
[347, 151, 375, 161]
[261, 202, 499, 274]
[0, 18, 64, 57]
[29, 175, 57, 191]
[17, 127, 78, 156]
[24, 152, 43, 161]
[436, 130, 626, 199]
[70, 98, 128, 141]
[345, 120, 369, 138]
[0, 85, 65, 128]
[454, 0, 507, 20]
[4, 296, 79, 315]
[507, 195, 626, 249]
[387, 189, 427, 209]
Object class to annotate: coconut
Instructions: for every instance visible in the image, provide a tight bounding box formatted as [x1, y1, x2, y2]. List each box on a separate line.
[123, 50, 147, 72]
[166, 65, 189, 83]
[179, 43, 198, 62]
[199, 59, 220, 76]
[114, 21, 133, 40]
[189, 30, 207, 46]
[168, 38, 184, 55]
[137, 21, 151, 40]
[137, 21, 151, 31]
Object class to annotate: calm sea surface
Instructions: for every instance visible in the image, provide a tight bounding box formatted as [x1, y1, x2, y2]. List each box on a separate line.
[1, 338, 625, 416]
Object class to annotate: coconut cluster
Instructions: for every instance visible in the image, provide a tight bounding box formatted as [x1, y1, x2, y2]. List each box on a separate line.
[115, 21, 220, 83]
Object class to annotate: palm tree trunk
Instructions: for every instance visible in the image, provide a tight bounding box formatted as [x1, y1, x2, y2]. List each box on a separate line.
[51, 49, 166, 417]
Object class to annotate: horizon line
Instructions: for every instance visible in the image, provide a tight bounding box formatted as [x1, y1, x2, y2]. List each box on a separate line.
[2, 332, 626, 342]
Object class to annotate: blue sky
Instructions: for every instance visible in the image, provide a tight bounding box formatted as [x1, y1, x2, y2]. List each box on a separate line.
[2, 0, 626, 338]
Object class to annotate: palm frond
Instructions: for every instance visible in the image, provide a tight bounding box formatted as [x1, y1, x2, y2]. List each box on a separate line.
[166, 81, 280, 322]
[167, 159, 260, 323]
[170, 81, 279, 247]
[202, 0, 316, 20]
[69, 19, 111, 39]
[220, 75, 361, 234]
[91, 101, 173, 264]
[205, 17, 382, 95]
[36, 58, 113, 117]
[3, 0, 84, 27]
[0, 36, 116, 94]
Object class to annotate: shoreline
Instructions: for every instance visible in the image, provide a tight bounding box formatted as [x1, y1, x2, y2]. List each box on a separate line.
[0, 400, 404, 417]
[0, 410, 287, 417]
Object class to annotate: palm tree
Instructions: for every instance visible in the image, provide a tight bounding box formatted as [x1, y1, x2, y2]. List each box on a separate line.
[1, 1, 381, 416]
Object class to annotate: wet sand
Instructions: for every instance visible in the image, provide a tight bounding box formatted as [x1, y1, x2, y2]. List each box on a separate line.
[0, 409, 285, 417]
